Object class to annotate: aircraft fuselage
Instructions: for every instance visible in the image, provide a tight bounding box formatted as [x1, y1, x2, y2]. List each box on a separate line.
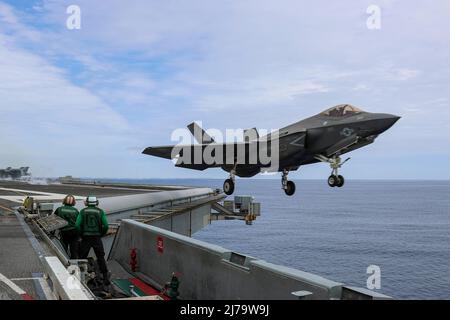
[143, 104, 400, 195]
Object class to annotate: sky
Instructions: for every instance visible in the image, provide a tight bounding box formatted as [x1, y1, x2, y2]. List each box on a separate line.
[0, 0, 449, 179]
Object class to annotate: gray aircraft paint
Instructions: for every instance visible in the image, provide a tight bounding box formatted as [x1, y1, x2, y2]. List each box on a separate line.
[143, 104, 400, 178]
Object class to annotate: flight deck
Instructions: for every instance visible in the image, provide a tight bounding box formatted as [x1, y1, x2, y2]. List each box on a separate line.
[0, 179, 391, 300]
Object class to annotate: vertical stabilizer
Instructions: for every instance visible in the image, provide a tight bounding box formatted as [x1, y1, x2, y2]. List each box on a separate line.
[187, 122, 215, 144]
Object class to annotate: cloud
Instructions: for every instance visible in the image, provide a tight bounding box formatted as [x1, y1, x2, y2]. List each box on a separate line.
[0, 37, 129, 133]
[0, 2, 42, 41]
[387, 68, 420, 81]
[352, 84, 369, 91]
[0, 3, 133, 177]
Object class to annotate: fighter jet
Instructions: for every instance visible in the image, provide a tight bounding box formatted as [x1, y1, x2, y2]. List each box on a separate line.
[143, 104, 400, 196]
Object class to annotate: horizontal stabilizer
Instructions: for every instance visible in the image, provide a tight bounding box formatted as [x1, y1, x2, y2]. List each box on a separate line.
[142, 146, 175, 159]
[187, 122, 215, 144]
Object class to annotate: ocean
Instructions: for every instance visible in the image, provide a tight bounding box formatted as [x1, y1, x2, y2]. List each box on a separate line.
[103, 178, 450, 299]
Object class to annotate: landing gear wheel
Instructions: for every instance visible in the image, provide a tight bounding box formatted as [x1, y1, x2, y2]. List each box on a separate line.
[223, 179, 235, 195]
[284, 180, 296, 196]
[328, 175, 338, 187]
[336, 175, 345, 187]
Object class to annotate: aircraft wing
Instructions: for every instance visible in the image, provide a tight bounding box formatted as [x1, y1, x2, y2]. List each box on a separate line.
[143, 120, 283, 171]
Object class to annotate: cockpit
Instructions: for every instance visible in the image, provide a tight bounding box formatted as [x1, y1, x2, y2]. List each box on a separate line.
[320, 104, 363, 117]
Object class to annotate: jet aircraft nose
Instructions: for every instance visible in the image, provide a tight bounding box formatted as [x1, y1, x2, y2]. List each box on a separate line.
[369, 113, 401, 135]
[383, 113, 401, 129]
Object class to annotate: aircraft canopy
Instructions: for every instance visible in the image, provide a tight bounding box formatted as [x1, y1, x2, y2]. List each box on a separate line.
[321, 104, 362, 117]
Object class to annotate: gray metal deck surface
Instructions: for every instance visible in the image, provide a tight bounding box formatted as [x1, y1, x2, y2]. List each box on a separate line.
[0, 180, 198, 300]
[0, 209, 43, 299]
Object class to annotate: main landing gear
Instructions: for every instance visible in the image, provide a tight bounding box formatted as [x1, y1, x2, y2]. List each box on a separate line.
[315, 154, 350, 188]
[281, 169, 296, 196]
[223, 168, 297, 196]
[223, 170, 235, 195]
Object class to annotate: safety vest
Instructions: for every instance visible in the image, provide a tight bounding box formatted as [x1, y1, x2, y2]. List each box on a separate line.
[55, 205, 79, 231]
[79, 206, 105, 236]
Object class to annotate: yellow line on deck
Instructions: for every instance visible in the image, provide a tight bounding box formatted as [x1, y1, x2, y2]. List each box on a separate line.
[0, 204, 14, 212]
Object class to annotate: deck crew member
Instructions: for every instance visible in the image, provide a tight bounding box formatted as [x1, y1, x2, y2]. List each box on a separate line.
[76, 195, 110, 284]
[54, 195, 80, 259]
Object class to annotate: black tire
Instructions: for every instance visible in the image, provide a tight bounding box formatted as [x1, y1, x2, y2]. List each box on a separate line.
[328, 175, 338, 187]
[223, 179, 235, 195]
[336, 175, 345, 187]
[284, 180, 296, 196]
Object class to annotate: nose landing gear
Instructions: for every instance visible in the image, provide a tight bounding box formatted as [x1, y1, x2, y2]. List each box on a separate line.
[315, 154, 350, 188]
[327, 174, 344, 188]
[282, 169, 296, 196]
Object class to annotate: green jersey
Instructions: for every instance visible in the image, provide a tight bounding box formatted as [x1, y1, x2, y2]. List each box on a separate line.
[54, 205, 79, 231]
[75, 206, 109, 236]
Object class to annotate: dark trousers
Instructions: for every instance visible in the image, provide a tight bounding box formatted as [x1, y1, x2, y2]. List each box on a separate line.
[79, 236, 108, 274]
[60, 230, 80, 259]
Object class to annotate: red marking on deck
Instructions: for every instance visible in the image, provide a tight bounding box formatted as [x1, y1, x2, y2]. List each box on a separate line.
[157, 236, 164, 253]
[21, 293, 34, 300]
[129, 278, 169, 300]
